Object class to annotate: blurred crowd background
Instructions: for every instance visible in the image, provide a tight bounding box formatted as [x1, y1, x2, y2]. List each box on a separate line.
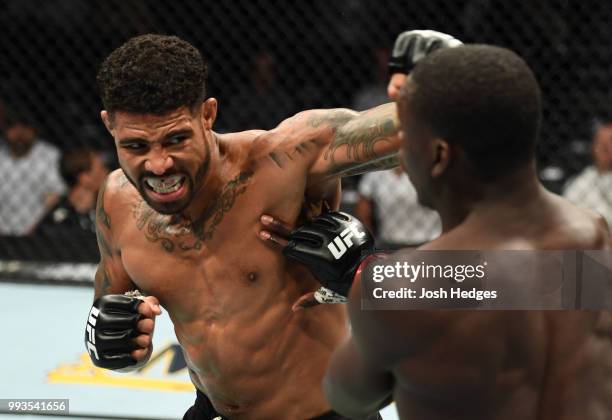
[1, 0, 612, 269]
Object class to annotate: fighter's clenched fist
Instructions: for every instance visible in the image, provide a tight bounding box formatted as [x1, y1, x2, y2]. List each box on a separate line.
[85, 292, 161, 371]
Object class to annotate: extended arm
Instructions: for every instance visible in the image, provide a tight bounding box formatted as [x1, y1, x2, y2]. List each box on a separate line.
[94, 174, 136, 299]
[302, 30, 463, 182]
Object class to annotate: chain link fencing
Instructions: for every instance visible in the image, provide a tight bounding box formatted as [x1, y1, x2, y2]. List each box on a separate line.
[1, 0, 611, 273]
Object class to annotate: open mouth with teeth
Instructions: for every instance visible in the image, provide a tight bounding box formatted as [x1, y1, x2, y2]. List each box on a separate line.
[143, 174, 188, 202]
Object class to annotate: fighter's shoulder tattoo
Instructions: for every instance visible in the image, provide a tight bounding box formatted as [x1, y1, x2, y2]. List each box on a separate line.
[118, 172, 130, 189]
[132, 170, 254, 253]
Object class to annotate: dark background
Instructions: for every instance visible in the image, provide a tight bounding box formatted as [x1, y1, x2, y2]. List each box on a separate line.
[1, 0, 611, 262]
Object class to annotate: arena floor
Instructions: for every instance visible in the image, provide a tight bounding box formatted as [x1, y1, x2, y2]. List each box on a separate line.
[0, 282, 398, 419]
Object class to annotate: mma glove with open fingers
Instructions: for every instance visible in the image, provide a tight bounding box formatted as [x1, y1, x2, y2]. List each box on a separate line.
[388, 29, 463, 74]
[283, 212, 377, 304]
[84, 294, 142, 370]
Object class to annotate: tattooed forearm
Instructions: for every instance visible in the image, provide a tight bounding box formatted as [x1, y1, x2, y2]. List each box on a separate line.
[326, 106, 398, 166]
[327, 154, 400, 177]
[307, 109, 356, 130]
[307, 104, 400, 177]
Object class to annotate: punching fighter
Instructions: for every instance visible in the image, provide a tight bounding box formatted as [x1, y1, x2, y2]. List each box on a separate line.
[83, 31, 459, 419]
[261, 45, 612, 419]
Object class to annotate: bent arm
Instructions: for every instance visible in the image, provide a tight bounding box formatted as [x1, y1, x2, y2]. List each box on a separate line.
[293, 103, 400, 183]
[317, 103, 399, 178]
[94, 174, 137, 300]
[91, 174, 152, 372]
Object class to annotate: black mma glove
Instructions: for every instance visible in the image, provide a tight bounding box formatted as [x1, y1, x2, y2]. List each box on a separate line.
[283, 212, 377, 303]
[388, 29, 463, 74]
[84, 293, 142, 370]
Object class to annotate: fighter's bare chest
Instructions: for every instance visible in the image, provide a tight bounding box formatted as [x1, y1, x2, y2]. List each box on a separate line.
[116, 171, 304, 308]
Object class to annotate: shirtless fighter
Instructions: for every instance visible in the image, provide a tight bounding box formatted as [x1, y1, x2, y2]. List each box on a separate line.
[261, 45, 612, 419]
[83, 31, 459, 419]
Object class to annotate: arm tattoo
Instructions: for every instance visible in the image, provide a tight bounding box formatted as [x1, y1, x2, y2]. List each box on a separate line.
[96, 179, 111, 229]
[118, 173, 130, 189]
[308, 105, 400, 177]
[325, 154, 400, 177]
[326, 115, 398, 173]
[95, 179, 112, 257]
[307, 110, 355, 130]
[133, 170, 254, 253]
[94, 267, 112, 297]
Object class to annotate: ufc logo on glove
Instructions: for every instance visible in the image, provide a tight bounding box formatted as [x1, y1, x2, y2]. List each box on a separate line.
[327, 223, 366, 259]
[85, 306, 100, 360]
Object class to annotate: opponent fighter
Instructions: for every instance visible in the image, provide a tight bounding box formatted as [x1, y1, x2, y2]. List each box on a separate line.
[261, 45, 612, 419]
[83, 32, 458, 419]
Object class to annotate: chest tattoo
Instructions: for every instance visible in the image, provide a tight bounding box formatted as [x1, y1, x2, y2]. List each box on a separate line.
[132, 170, 253, 253]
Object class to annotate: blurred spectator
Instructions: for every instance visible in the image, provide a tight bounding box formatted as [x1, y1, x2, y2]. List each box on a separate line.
[351, 48, 390, 111]
[36, 148, 109, 235]
[356, 168, 441, 249]
[222, 51, 296, 131]
[0, 111, 66, 235]
[563, 120, 612, 229]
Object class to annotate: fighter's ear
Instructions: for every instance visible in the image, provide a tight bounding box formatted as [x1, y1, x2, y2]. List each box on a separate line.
[200, 98, 218, 129]
[100, 110, 113, 134]
[430, 138, 450, 178]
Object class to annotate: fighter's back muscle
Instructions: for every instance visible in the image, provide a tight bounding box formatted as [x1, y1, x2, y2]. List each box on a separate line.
[359, 192, 612, 418]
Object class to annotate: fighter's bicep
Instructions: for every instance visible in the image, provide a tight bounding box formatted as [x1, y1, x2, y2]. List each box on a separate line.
[93, 174, 136, 299]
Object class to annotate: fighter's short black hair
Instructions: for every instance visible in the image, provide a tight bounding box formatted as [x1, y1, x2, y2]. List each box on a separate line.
[400, 44, 541, 179]
[97, 34, 207, 115]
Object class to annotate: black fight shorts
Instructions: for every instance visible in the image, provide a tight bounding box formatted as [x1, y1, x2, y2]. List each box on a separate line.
[182, 390, 383, 420]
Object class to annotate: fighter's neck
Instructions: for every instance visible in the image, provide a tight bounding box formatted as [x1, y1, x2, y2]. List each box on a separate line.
[180, 133, 237, 222]
[437, 163, 545, 232]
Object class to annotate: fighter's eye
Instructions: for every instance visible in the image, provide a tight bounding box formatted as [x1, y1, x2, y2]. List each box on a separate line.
[122, 143, 147, 151]
[166, 136, 188, 146]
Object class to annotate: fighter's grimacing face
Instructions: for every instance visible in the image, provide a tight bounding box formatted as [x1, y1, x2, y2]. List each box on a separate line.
[101, 101, 216, 215]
